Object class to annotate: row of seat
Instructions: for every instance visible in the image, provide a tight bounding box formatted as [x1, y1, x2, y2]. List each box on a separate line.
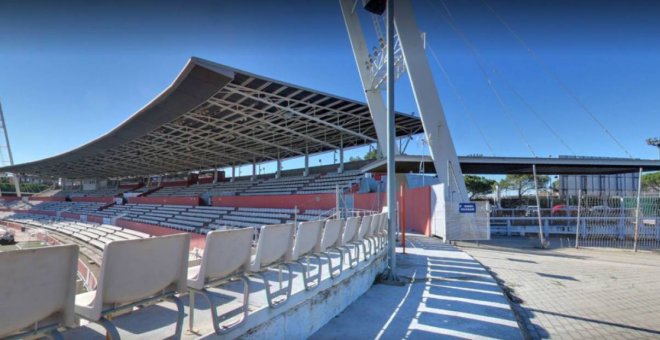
[145, 171, 361, 198]
[4, 214, 150, 251]
[0, 212, 387, 339]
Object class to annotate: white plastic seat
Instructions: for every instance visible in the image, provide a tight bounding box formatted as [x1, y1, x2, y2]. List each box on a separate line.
[317, 219, 345, 279]
[353, 214, 372, 261]
[75, 233, 190, 339]
[0, 244, 79, 340]
[338, 216, 361, 269]
[286, 221, 324, 290]
[188, 228, 254, 334]
[365, 213, 385, 255]
[375, 212, 389, 251]
[249, 223, 295, 308]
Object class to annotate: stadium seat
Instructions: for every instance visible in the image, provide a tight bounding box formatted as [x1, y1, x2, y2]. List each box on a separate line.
[0, 244, 79, 339]
[187, 228, 254, 334]
[353, 214, 372, 261]
[338, 216, 361, 269]
[374, 212, 389, 251]
[317, 219, 345, 279]
[364, 213, 387, 255]
[74, 233, 190, 340]
[286, 220, 324, 290]
[249, 223, 295, 308]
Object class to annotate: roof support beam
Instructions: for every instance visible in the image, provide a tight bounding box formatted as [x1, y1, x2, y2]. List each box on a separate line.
[185, 113, 304, 156]
[224, 86, 377, 143]
[208, 98, 340, 149]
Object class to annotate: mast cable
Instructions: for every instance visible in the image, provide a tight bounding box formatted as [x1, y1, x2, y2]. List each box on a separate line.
[480, 0, 633, 158]
[431, 0, 537, 157]
[426, 41, 496, 156]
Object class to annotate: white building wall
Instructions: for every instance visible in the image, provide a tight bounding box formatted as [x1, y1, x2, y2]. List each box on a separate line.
[560, 173, 638, 197]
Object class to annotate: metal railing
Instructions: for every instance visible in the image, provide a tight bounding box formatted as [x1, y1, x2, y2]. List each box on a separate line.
[490, 195, 660, 250]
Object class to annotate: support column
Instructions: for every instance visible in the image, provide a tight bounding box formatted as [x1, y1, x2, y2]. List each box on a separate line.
[212, 168, 218, 184]
[533, 164, 547, 248]
[303, 150, 310, 177]
[340, 0, 391, 156]
[0, 100, 20, 198]
[276, 156, 282, 179]
[633, 167, 643, 252]
[338, 138, 344, 174]
[12, 175, 21, 198]
[251, 160, 257, 181]
[394, 0, 467, 199]
[383, 0, 401, 283]
[231, 163, 235, 182]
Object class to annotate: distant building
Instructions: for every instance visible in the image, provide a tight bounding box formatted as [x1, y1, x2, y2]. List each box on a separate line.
[559, 172, 638, 197]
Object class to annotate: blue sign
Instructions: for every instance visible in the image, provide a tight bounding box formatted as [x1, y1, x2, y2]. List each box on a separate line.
[458, 202, 477, 213]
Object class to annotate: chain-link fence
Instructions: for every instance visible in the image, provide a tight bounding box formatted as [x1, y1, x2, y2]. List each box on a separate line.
[577, 195, 660, 250]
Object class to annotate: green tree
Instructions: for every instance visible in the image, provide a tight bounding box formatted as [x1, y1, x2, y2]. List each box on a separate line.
[551, 179, 560, 192]
[364, 149, 378, 161]
[464, 175, 496, 199]
[642, 172, 660, 191]
[348, 149, 379, 162]
[0, 178, 48, 194]
[500, 174, 550, 199]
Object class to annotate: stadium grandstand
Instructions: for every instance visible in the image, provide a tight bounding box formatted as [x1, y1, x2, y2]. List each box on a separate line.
[2, 0, 660, 337]
[0, 58, 426, 236]
[0, 57, 429, 338]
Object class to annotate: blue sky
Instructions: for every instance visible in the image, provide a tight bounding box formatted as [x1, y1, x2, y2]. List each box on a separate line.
[1, 0, 659, 176]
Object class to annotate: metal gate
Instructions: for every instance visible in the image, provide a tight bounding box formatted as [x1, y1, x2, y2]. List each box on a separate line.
[576, 195, 660, 250]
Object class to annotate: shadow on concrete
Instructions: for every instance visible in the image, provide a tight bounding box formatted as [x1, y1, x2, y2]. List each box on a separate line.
[528, 308, 660, 336]
[536, 272, 579, 281]
[311, 236, 526, 339]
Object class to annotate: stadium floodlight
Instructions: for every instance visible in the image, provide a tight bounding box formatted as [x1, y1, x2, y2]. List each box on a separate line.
[646, 137, 660, 159]
[363, 0, 386, 15]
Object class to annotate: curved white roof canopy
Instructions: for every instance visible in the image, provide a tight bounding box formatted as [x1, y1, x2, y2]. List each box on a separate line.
[1, 58, 422, 179]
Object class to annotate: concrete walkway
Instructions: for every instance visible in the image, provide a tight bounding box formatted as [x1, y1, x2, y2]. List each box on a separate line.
[459, 237, 660, 339]
[312, 235, 523, 339]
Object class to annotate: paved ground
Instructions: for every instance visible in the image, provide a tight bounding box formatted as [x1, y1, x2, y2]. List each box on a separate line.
[313, 235, 522, 339]
[458, 237, 660, 339]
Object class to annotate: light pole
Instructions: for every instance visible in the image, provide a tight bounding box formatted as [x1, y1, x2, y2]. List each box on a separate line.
[647, 137, 660, 159]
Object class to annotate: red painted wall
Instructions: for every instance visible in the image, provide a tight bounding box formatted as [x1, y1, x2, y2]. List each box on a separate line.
[72, 197, 115, 203]
[28, 196, 65, 202]
[198, 177, 214, 184]
[403, 186, 431, 236]
[0, 197, 21, 201]
[213, 193, 337, 211]
[354, 192, 385, 212]
[353, 188, 431, 236]
[161, 180, 188, 188]
[61, 212, 81, 220]
[24, 209, 57, 216]
[87, 215, 104, 223]
[115, 218, 205, 250]
[128, 196, 200, 206]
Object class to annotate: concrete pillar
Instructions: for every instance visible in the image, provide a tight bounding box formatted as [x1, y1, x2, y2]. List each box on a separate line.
[213, 168, 218, 184]
[231, 164, 236, 182]
[338, 138, 345, 174]
[276, 156, 282, 179]
[303, 150, 310, 177]
[251, 160, 257, 181]
[12, 175, 21, 198]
